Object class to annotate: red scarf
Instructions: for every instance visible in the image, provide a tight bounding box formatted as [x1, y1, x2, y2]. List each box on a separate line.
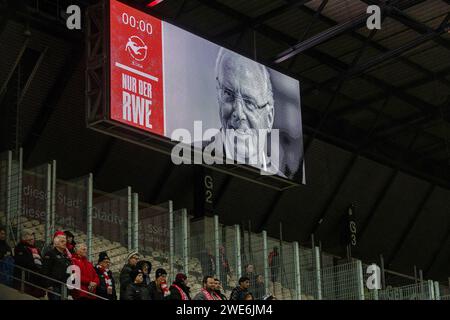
[97, 265, 112, 289]
[201, 288, 222, 300]
[172, 284, 189, 300]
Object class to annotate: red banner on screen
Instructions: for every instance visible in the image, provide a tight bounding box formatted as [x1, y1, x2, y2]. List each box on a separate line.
[110, 0, 164, 135]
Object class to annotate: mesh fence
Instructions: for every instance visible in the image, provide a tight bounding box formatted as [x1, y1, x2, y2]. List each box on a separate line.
[321, 260, 364, 300]
[138, 201, 171, 278]
[378, 281, 435, 300]
[54, 177, 89, 234]
[218, 224, 239, 293]
[188, 216, 216, 295]
[0, 150, 23, 244]
[92, 188, 130, 249]
[21, 165, 51, 247]
[279, 241, 298, 300]
[241, 231, 265, 299]
[0, 152, 8, 227]
[299, 246, 319, 299]
[172, 209, 188, 276]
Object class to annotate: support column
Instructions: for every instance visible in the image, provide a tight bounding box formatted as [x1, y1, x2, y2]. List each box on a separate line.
[293, 241, 302, 300]
[87, 173, 93, 262]
[235, 224, 241, 279]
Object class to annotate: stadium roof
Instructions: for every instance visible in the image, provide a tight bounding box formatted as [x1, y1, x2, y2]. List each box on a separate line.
[0, 0, 449, 281]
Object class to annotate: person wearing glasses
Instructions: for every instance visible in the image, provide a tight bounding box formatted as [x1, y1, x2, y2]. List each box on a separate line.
[13, 229, 45, 298]
[119, 251, 140, 300]
[203, 48, 284, 177]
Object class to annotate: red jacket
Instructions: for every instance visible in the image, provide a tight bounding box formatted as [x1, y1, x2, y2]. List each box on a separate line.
[70, 254, 99, 299]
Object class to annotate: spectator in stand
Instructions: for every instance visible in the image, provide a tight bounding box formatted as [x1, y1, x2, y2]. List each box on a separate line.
[268, 246, 281, 283]
[95, 251, 117, 300]
[229, 276, 250, 300]
[214, 278, 227, 300]
[168, 273, 191, 300]
[70, 243, 99, 300]
[0, 226, 14, 287]
[41, 231, 72, 300]
[193, 275, 222, 300]
[244, 292, 254, 300]
[200, 247, 215, 277]
[149, 268, 170, 300]
[13, 229, 45, 298]
[219, 246, 231, 289]
[136, 260, 152, 287]
[64, 230, 76, 255]
[254, 274, 266, 300]
[244, 264, 257, 289]
[123, 269, 150, 300]
[119, 251, 140, 300]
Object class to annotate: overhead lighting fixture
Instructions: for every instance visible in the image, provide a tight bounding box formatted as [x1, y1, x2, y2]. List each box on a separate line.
[147, 0, 164, 7]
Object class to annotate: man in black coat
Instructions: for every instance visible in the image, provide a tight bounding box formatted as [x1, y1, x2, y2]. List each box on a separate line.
[148, 268, 169, 300]
[168, 273, 191, 300]
[95, 251, 117, 300]
[13, 229, 45, 298]
[123, 269, 150, 300]
[119, 251, 140, 300]
[41, 231, 72, 300]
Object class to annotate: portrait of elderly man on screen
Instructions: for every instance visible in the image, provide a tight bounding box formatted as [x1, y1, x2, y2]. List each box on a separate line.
[202, 49, 284, 177]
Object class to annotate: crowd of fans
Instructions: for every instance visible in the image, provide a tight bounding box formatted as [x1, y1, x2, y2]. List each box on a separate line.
[0, 226, 278, 300]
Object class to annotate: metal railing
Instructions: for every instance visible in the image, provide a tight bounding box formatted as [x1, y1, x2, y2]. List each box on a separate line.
[0, 260, 108, 300]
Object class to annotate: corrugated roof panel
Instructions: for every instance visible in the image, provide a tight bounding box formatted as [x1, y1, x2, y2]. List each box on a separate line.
[372, 18, 411, 42]
[424, 123, 450, 139]
[366, 60, 424, 87]
[217, 0, 287, 19]
[305, 0, 367, 23]
[265, 8, 330, 42]
[404, 0, 450, 25]
[405, 81, 442, 103]
[300, 63, 337, 82]
[377, 28, 422, 49]
[290, 53, 324, 72]
[340, 77, 383, 100]
[407, 45, 450, 72]
[378, 96, 417, 118]
[315, 34, 365, 57]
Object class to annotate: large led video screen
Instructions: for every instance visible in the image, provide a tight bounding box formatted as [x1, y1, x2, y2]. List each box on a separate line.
[109, 0, 305, 183]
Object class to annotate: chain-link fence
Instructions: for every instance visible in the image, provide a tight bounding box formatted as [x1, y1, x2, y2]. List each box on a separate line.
[321, 260, 364, 300]
[279, 240, 298, 300]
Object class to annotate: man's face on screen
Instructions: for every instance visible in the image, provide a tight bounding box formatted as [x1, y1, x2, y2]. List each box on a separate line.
[216, 52, 274, 161]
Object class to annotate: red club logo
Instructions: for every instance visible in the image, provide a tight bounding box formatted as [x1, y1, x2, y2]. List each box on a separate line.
[125, 36, 148, 62]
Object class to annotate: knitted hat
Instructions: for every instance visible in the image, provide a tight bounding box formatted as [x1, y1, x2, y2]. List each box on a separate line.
[155, 268, 167, 279]
[98, 251, 110, 264]
[130, 269, 143, 282]
[175, 273, 187, 282]
[53, 230, 65, 239]
[126, 251, 140, 261]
